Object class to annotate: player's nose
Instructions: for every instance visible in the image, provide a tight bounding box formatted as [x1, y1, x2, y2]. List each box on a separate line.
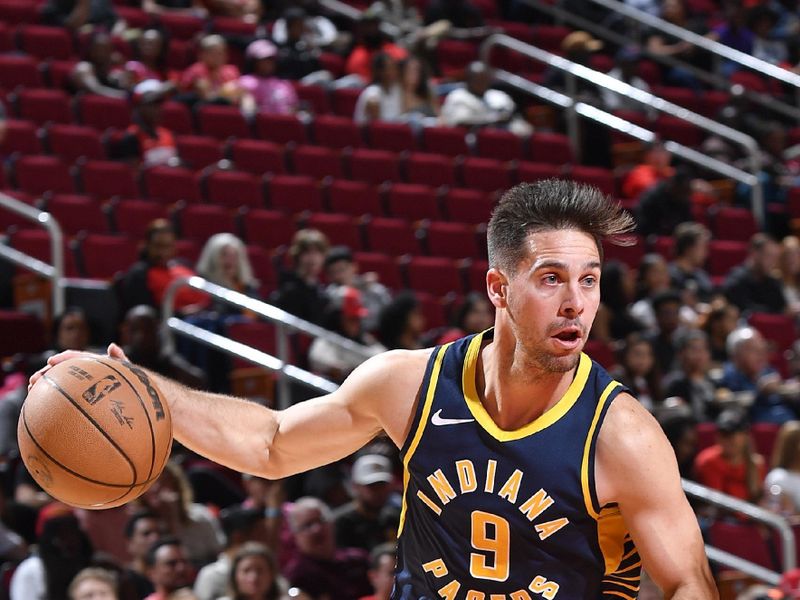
[558, 280, 585, 317]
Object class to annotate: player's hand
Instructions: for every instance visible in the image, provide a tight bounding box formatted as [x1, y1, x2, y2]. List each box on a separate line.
[28, 343, 130, 392]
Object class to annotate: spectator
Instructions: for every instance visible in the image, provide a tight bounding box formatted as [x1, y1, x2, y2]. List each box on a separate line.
[630, 253, 673, 332]
[284, 498, 371, 600]
[11, 504, 93, 600]
[441, 62, 532, 137]
[635, 169, 694, 237]
[111, 79, 178, 167]
[424, 0, 485, 30]
[645, 290, 684, 374]
[612, 333, 661, 412]
[659, 410, 698, 479]
[239, 475, 283, 558]
[751, 5, 788, 64]
[180, 35, 242, 105]
[345, 8, 408, 83]
[703, 299, 741, 365]
[399, 56, 438, 121]
[143, 0, 207, 16]
[694, 408, 765, 502]
[41, 0, 118, 31]
[359, 544, 396, 600]
[646, 0, 708, 90]
[708, 0, 755, 76]
[143, 538, 194, 600]
[354, 53, 403, 124]
[593, 260, 643, 342]
[324, 246, 391, 332]
[271, 2, 339, 51]
[0, 487, 25, 562]
[194, 507, 270, 600]
[126, 29, 169, 84]
[437, 292, 494, 344]
[71, 31, 129, 99]
[333, 455, 395, 552]
[724, 233, 786, 315]
[119, 219, 209, 315]
[780, 236, 800, 314]
[764, 421, 800, 514]
[621, 141, 674, 200]
[309, 287, 385, 382]
[220, 542, 285, 600]
[663, 329, 717, 422]
[124, 511, 163, 599]
[196, 233, 259, 300]
[275, 7, 326, 82]
[377, 291, 426, 350]
[271, 229, 330, 326]
[239, 41, 298, 117]
[719, 327, 796, 423]
[203, 0, 260, 21]
[68, 568, 118, 600]
[669, 222, 714, 304]
[139, 462, 225, 567]
[600, 46, 652, 114]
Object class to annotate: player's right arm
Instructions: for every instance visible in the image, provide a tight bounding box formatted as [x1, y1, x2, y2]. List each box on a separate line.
[30, 345, 429, 479]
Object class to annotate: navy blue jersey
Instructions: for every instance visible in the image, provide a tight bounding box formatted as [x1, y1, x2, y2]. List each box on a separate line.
[393, 330, 641, 600]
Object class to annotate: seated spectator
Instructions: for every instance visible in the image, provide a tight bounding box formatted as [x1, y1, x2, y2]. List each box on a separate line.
[764, 421, 800, 514]
[354, 53, 403, 124]
[441, 62, 532, 137]
[333, 455, 396, 552]
[739, 121, 794, 213]
[203, 0, 261, 21]
[614, 333, 662, 411]
[196, 233, 260, 309]
[645, 290, 684, 374]
[194, 507, 270, 600]
[635, 169, 694, 237]
[143, 0, 207, 16]
[669, 222, 713, 304]
[724, 233, 786, 315]
[219, 542, 286, 600]
[377, 291, 426, 350]
[600, 46, 652, 114]
[360, 543, 396, 600]
[271, 229, 330, 326]
[309, 287, 385, 382]
[703, 299, 741, 365]
[436, 292, 494, 344]
[646, 0, 708, 90]
[345, 8, 408, 83]
[593, 260, 643, 343]
[424, 0, 492, 39]
[621, 141, 674, 200]
[630, 253, 673, 332]
[41, 0, 118, 31]
[751, 5, 788, 64]
[121, 305, 207, 388]
[271, 2, 339, 51]
[779, 235, 800, 314]
[68, 568, 118, 600]
[144, 537, 194, 600]
[399, 56, 439, 121]
[71, 31, 129, 99]
[707, 0, 755, 77]
[240, 41, 299, 117]
[324, 246, 391, 333]
[719, 327, 796, 423]
[275, 7, 327, 83]
[694, 408, 765, 502]
[119, 219, 209, 315]
[658, 410, 698, 479]
[180, 35, 242, 105]
[138, 462, 225, 566]
[284, 498, 371, 600]
[111, 79, 178, 167]
[126, 29, 169, 84]
[663, 329, 717, 422]
[124, 511, 164, 599]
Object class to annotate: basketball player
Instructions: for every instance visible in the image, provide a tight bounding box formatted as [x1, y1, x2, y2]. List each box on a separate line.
[33, 180, 717, 599]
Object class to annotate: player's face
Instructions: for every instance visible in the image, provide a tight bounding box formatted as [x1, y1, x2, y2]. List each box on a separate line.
[492, 229, 601, 374]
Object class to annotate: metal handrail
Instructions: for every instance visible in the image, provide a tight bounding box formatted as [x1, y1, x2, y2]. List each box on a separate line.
[0, 192, 65, 316]
[162, 276, 375, 407]
[683, 478, 796, 584]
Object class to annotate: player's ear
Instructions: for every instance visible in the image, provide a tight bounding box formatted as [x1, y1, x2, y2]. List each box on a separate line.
[486, 268, 508, 309]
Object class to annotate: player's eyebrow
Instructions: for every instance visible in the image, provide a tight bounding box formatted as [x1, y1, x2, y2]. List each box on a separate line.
[532, 260, 601, 271]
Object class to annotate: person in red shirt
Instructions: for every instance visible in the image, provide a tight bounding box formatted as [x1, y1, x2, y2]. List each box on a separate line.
[112, 79, 178, 167]
[621, 140, 674, 200]
[180, 34, 242, 104]
[345, 9, 408, 82]
[694, 408, 766, 502]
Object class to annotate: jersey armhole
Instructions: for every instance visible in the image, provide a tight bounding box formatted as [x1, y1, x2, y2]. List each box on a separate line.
[399, 343, 449, 459]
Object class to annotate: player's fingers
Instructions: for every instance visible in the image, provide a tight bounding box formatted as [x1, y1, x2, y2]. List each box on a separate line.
[107, 343, 129, 362]
[28, 365, 49, 392]
[46, 350, 89, 366]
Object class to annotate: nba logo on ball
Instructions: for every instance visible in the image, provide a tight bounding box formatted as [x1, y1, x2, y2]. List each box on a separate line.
[18, 357, 173, 509]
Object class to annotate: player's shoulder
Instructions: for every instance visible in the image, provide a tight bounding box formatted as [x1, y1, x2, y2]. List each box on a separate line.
[341, 347, 436, 395]
[597, 392, 668, 455]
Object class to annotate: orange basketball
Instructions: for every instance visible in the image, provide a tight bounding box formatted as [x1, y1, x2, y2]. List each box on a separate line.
[18, 356, 172, 509]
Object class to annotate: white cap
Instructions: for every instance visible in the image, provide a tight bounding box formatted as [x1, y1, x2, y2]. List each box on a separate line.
[351, 454, 393, 486]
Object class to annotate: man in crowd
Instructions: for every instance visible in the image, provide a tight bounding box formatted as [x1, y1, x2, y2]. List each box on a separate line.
[724, 233, 786, 314]
[144, 538, 194, 600]
[669, 222, 714, 303]
[124, 511, 164, 599]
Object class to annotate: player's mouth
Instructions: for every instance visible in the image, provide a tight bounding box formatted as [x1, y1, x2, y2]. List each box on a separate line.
[550, 327, 583, 350]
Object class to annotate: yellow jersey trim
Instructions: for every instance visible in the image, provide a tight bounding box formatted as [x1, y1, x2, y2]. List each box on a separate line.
[580, 380, 621, 519]
[461, 331, 593, 442]
[397, 343, 451, 536]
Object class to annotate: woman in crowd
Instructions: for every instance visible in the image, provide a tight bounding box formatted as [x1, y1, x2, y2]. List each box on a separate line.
[196, 233, 260, 306]
[71, 31, 129, 99]
[377, 291, 426, 350]
[353, 52, 403, 124]
[126, 29, 169, 84]
[630, 253, 673, 332]
[399, 55, 438, 121]
[702, 299, 741, 365]
[240, 40, 299, 116]
[765, 420, 800, 513]
[221, 542, 286, 600]
[611, 332, 662, 412]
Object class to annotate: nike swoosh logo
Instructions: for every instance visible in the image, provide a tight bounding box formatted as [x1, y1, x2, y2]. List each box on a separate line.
[431, 409, 475, 426]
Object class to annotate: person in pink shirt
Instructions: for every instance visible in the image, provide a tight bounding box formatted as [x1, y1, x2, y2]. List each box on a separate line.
[180, 34, 242, 104]
[240, 40, 299, 116]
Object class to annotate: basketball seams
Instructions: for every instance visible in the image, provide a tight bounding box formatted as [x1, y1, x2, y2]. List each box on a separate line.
[41, 373, 139, 487]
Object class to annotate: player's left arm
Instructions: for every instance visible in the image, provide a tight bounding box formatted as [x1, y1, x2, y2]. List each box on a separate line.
[596, 393, 718, 600]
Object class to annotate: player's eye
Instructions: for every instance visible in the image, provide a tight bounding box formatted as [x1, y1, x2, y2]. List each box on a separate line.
[542, 274, 558, 285]
[582, 276, 597, 287]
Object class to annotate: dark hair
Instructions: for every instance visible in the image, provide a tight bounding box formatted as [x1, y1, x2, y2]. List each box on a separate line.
[144, 536, 181, 568]
[289, 228, 329, 264]
[377, 291, 419, 349]
[369, 542, 396, 569]
[370, 52, 393, 84]
[40, 515, 93, 600]
[52, 306, 89, 341]
[219, 506, 263, 544]
[599, 260, 630, 312]
[749, 232, 775, 253]
[399, 56, 433, 103]
[141, 218, 174, 260]
[228, 542, 281, 600]
[325, 245, 354, 268]
[651, 289, 682, 312]
[674, 222, 709, 258]
[124, 510, 159, 539]
[451, 292, 488, 330]
[487, 180, 635, 274]
[634, 253, 667, 300]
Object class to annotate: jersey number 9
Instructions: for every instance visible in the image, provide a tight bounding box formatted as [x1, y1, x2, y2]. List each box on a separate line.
[470, 510, 510, 582]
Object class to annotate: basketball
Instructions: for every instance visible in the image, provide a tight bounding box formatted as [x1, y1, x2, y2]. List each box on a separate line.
[17, 356, 172, 510]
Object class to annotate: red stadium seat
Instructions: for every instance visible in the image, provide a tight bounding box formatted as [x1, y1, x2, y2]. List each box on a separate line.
[569, 165, 616, 196]
[240, 208, 295, 248]
[751, 422, 780, 462]
[365, 121, 418, 152]
[11, 229, 79, 276]
[441, 188, 494, 225]
[111, 199, 168, 238]
[330, 87, 362, 118]
[531, 25, 570, 52]
[226, 321, 281, 368]
[114, 6, 152, 29]
[405, 256, 462, 297]
[157, 12, 205, 39]
[304, 212, 362, 250]
[707, 240, 748, 278]
[211, 16, 258, 36]
[326, 179, 382, 216]
[46, 59, 78, 90]
[460, 157, 513, 193]
[312, 115, 362, 149]
[142, 165, 201, 204]
[14, 154, 75, 194]
[246, 244, 278, 295]
[255, 113, 308, 144]
[415, 291, 448, 329]
[385, 183, 440, 221]
[406, 152, 456, 187]
[176, 135, 224, 169]
[424, 221, 482, 259]
[354, 251, 403, 290]
[748, 313, 798, 353]
[436, 40, 478, 78]
[266, 175, 323, 213]
[516, 161, 562, 184]
[1, 119, 42, 155]
[47, 194, 108, 235]
[583, 339, 617, 370]
[197, 104, 250, 140]
[602, 235, 646, 269]
[47, 124, 105, 161]
[0, 54, 43, 88]
[0, 310, 45, 358]
[421, 127, 469, 157]
[80, 160, 138, 199]
[17, 89, 72, 125]
[695, 422, 717, 453]
[655, 115, 704, 147]
[466, 259, 489, 292]
[0, 0, 41, 26]
[291, 145, 344, 179]
[651, 236, 675, 260]
[160, 101, 194, 135]
[365, 217, 419, 255]
[476, 128, 526, 161]
[709, 521, 775, 570]
[204, 169, 263, 209]
[348, 149, 401, 185]
[529, 133, 573, 165]
[77, 95, 132, 130]
[79, 234, 138, 279]
[229, 139, 285, 176]
[17, 25, 74, 60]
[177, 204, 236, 243]
[712, 207, 758, 242]
[294, 83, 330, 114]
